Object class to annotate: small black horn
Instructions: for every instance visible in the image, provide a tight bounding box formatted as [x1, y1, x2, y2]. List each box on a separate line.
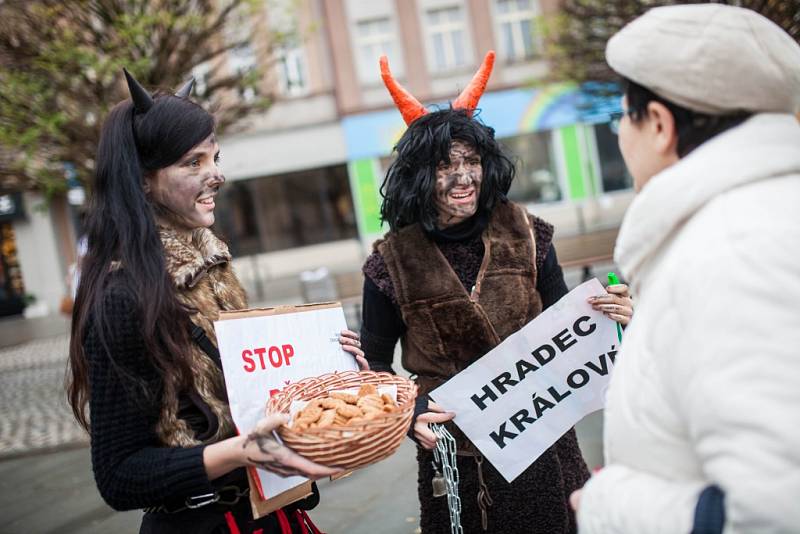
[123, 68, 154, 113]
[175, 77, 195, 98]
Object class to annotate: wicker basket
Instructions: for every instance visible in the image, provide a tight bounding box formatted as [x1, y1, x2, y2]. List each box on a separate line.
[266, 370, 417, 470]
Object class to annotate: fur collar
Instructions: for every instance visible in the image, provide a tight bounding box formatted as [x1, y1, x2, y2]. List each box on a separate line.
[159, 226, 233, 289]
[155, 224, 244, 446]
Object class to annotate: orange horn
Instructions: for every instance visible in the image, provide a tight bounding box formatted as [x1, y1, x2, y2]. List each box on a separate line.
[452, 51, 496, 116]
[380, 55, 428, 125]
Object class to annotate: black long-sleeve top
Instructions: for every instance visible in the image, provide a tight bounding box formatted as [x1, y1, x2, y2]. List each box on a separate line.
[84, 276, 217, 511]
[360, 213, 569, 372]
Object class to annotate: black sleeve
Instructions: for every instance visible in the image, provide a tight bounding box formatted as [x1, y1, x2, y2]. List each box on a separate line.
[691, 485, 725, 534]
[86, 282, 214, 511]
[537, 244, 569, 310]
[360, 276, 405, 374]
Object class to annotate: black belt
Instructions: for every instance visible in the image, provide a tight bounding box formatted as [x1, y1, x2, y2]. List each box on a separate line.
[144, 484, 249, 514]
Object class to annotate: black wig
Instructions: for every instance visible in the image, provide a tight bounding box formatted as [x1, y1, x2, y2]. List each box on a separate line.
[380, 108, 515, 232]
[68, 92, 215, 429]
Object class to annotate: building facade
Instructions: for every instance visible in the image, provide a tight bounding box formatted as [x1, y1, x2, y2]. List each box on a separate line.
[5, 0, 633, 317]
[215, 0, 633, 300]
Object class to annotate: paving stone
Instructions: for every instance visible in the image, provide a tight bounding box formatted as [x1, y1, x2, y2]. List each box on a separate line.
[0, 335, 89, 458]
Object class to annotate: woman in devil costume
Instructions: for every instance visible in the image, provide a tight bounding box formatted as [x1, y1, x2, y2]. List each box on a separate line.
[360, 52, 633, 533]
[67, 70, 366, 533]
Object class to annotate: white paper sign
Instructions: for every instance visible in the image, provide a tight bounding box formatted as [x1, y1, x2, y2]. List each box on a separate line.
[214, 306, 358, 499]
[430, 279, 619, 482]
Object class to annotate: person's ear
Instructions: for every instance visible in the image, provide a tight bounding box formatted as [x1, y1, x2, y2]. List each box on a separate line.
[142, 172, 155, 195]
[647, 101, 679, 158]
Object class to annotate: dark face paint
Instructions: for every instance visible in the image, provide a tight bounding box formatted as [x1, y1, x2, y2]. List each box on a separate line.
[434, 140, 483, 228]
[146, 134, 224, 236]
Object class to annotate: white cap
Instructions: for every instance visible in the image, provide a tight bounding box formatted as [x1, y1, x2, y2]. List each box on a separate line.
[606, 4, 800, 115]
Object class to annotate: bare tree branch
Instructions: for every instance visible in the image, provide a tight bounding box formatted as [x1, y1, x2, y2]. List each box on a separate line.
[0, 0, 289, 196]
[543, 0, 800, 89]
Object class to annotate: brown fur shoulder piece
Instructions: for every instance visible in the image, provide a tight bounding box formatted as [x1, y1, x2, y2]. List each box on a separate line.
[157, 226, 247, 446]
[161, 227, 234, 290]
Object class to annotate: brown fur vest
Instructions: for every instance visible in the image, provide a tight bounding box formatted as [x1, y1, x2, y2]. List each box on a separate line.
[157, 226, 248, 447]
[377, 201, 543, 450]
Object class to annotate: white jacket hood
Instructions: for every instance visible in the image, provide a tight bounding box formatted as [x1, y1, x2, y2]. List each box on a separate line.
[614, 113, 800, 291]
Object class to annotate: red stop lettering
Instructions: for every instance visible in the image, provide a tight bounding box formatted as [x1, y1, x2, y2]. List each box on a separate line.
[241, 344, 296, 372]
[282, 344, 294, 366]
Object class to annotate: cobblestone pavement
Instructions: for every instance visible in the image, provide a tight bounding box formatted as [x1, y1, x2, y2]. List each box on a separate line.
[0, 334, 89, 458]
[0, 263, 610, 460]
[0, 333, 424, 533]
[0, 270, 608, 530]
[0, 329, 603, 532]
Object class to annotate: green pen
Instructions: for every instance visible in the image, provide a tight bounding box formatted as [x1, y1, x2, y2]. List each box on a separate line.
[608, 272, 623, 342]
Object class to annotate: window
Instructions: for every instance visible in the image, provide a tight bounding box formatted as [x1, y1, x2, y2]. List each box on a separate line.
[276, 46, 308, 96]
[355, 17, 398, 81]
[213, 164, 359, 255]
[495, 0, 539, 61]
[229, 45, 258, 74]
[262, 0, 308, 97]
[229, 43, 259, 102]
[425, 6, 468, 71]
[216, 181, 261, 255]
[225, 10, 259, 101]
[502, 131, 562, 203]
[594, 123, 632, 192]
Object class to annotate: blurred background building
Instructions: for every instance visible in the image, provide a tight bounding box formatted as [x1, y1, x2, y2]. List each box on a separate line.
[2, 0, 630, 319]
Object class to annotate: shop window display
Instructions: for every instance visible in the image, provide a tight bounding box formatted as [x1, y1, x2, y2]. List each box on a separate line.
[501, 130, 562, 203]
[594, 122, 632, 192]
[0, 223, 25, 316]
[214, 164, 358, 255]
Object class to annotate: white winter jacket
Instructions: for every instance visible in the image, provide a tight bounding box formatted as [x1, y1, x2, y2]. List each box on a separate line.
[578, 113, 800, 534]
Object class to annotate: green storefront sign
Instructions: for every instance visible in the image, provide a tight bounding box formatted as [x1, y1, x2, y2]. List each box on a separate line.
[348, 158, 385, 237]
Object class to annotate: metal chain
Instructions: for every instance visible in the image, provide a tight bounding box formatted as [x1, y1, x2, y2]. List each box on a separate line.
[431, 423, 463, 534]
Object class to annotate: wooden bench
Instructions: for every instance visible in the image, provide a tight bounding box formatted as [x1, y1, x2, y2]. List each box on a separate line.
[334, 271, 365, 328]
[328, 226, 620, 320]
[553, 227, 619, 278]
[334, 271, 363, 302]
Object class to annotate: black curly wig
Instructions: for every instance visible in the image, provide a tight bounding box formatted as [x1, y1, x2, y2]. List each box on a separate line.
[380, 108, 515, 232]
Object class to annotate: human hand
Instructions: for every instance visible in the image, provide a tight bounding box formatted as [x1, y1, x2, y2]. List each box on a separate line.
[339, 329, 369, 370]
[570, 488, 583, 511]
[588, 284, 633, 326]
[242, 414, 342, 479]
[414, 401, 456, 450]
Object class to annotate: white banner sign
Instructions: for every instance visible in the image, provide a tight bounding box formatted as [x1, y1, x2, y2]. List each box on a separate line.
[430, 279, 619, 482]
[215, 305, 358, 499]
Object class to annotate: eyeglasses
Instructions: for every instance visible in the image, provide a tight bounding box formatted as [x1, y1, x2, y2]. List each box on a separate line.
[608, 109, 635, 135]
